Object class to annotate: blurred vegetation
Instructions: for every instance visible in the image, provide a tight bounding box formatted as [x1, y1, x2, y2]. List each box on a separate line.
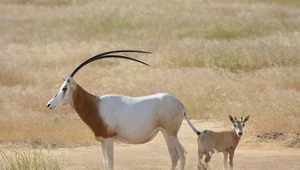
[0, 0, 300, 146]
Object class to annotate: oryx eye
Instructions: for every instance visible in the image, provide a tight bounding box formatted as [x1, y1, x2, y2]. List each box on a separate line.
[62, 86, 67, 91]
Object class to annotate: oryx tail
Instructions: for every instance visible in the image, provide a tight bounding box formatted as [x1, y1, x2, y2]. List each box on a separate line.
[184, 112, 201, 136]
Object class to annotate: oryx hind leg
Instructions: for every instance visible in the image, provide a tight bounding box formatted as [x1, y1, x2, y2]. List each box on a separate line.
[175, 137, 187, 170]
[197, 151, 205, 170]
[162, 130, 180, 170]
[163, 134, 186, 170]
[160, 109, 186, 169]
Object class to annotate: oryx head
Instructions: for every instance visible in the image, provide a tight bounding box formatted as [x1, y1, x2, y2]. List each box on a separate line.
[46, 50, 150, 109]
[229, 115, 249, 137]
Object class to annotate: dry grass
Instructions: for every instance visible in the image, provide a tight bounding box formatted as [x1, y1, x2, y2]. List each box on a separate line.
[0, 0, 300, 146]
[0, 148, 63, 169]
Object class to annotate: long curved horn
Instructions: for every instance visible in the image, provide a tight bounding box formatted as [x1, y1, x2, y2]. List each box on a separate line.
[70, 50, 150, 77]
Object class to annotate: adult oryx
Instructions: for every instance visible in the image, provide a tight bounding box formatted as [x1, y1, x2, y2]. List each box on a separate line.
[47, 50, 187, 170]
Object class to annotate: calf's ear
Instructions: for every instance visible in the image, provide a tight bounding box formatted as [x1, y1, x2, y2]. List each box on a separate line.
[244, 115, 250, 123]
[229, 115, 235, 123]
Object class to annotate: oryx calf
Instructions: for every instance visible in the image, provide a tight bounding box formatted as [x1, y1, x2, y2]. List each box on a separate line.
[47, 50, 187, 170]
[184, 113, 249, 170]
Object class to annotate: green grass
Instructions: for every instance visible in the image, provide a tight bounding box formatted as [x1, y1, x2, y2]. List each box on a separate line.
[210, 0, 300, 8]
[204, 22, 277, 39]
[252, 0, 300, 8]
[0, 0, 94, 5]
[178, 21, 279, 40]
[4, 10, 300, 45]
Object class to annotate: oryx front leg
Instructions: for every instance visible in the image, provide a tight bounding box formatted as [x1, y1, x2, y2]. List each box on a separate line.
[101, 141, 108, 169]
[223, 152, 229, 169]
[101, 139, 114, 170]
[229, 151, 234, 170]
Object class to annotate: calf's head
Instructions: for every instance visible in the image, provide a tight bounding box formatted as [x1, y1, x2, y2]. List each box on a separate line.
[229, 115, 249, 137]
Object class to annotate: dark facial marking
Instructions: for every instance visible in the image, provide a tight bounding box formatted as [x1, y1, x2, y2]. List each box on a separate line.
[61, 86, 67, 98]
[62, 86, 67, 92]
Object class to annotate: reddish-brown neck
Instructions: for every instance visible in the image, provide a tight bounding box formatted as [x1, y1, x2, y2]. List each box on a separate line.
[71, 84, 115, 138]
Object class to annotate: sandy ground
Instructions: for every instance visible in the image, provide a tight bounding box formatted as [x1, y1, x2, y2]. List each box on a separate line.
[2, 120, 300, 170]
[51, 120, 300, 170]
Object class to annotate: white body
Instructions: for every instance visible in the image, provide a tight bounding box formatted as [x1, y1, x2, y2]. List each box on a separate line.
[100, 93, 184, 144]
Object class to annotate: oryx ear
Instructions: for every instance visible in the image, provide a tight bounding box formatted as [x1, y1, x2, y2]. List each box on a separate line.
[229, 115, 235, 123]
[60, 77, 66, 81]
[244, 115, 250, 123]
